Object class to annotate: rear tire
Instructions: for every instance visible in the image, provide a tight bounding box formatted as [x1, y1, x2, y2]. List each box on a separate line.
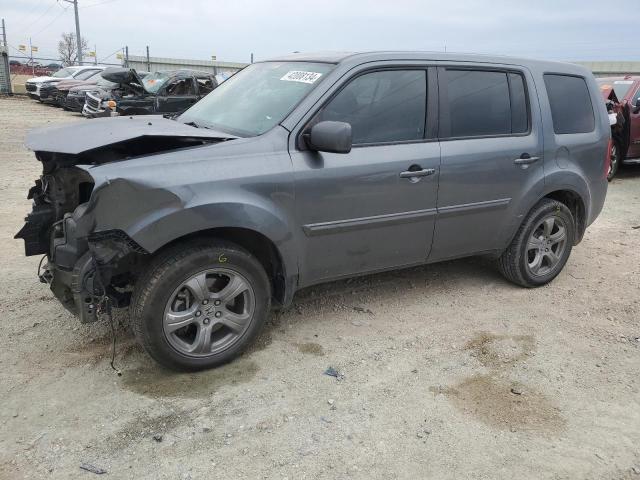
[131, 239, 271, 371]
[498, 199, 575, 287]
[607, 141, 621, 181]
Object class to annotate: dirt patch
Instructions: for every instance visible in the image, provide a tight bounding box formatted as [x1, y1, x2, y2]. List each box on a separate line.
[104, 408, 195, 451]
[120, 360, 259, 398]
[465, 332, 536, 369]
[435, 374, 565, 433]
[296, 342, 325, 356]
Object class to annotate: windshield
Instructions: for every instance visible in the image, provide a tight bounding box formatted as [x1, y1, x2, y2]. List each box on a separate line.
[142, 71, 170, 93]
[179, 61, 333, 136]
[52, 67, 73, 78]
[597, 79, 633, 100]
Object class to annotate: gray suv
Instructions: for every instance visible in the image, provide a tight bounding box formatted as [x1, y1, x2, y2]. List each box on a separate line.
[16, 52, 610, 370]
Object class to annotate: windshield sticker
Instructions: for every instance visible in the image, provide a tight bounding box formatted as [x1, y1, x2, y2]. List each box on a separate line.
[280, 71, 323, 84]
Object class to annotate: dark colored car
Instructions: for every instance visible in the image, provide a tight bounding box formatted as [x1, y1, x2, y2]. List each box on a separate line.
[597, 76, 640, 179]
[83, 68, 217, 117]
[16, 52, 609, 371]
[62, 69, 150, 112]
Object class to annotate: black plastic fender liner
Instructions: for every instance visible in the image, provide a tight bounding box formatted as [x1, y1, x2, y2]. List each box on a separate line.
[70, 251, 100, 323]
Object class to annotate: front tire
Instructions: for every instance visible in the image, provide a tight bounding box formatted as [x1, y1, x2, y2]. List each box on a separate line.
[131, 239, 271, 371]
[498, 199, 575, 287]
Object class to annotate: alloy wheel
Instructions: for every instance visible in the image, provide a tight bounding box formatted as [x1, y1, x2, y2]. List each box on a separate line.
[163, 268, 255, 357]
[608, 143, 618, 180]
[526, 216, 568, 277]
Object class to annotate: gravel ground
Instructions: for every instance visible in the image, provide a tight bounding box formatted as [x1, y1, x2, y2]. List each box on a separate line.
[1, 96, 639, 480]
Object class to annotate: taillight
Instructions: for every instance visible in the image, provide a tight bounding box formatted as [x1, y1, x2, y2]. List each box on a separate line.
[603, 138, 612, 179]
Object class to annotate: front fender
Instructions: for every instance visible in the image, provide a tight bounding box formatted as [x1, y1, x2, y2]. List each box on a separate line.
[82, 176, 298, 287]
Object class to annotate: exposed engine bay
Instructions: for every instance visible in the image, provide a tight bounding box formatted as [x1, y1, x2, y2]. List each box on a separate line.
[15, 115, 234, 322]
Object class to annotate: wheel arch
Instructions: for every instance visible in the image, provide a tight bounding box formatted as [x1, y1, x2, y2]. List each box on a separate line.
[543, 189, 587, 244]
[505, 177, 590, 251]
[151, 226, 293, 308]
[119, 198, 299, 308]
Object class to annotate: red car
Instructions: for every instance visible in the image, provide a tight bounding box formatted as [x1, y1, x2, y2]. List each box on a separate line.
[597, 76, 640, 179]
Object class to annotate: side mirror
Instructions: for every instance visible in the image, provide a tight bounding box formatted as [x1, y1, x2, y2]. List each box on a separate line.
[634, 98, 640, 113]
[305, 121, 352, 154]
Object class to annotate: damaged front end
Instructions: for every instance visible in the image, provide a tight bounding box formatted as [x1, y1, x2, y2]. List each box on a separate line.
[15, 161, 148, 322]
[15, 115, 233, 322]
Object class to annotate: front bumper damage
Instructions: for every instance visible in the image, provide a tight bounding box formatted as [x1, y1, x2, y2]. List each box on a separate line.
[14, 174, 147, 323]
[16, 116, 230, 322]
[39, 214, 146, 323]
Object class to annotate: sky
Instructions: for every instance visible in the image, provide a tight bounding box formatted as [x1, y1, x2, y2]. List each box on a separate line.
[1, 0, 637, 65]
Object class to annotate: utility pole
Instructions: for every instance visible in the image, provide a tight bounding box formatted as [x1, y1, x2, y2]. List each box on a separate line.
[61, 0, 83, 65]
[146, 45, 150, 72]
[29, 37, 34, 75]
[94, 44, 97, 65]
[125, 45, 129, 67]
[250, 53, 254, 64]
[1, 18, 13, 94]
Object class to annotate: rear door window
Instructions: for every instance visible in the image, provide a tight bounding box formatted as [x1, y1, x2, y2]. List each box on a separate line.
[543, 74, 595, 134]
[442, 69, 529, 138]
[317, 69, 427, 145]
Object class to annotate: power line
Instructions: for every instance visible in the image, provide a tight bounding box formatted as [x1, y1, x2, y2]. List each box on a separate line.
[31, 5, 70, 40]
[81, 0, 122, 8]
[10, 0, 47, 29]
[13, 0, 58, 34]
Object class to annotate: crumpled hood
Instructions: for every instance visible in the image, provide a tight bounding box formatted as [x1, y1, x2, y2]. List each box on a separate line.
[26, 115, 237, 155]
[101, 67, 147, 95]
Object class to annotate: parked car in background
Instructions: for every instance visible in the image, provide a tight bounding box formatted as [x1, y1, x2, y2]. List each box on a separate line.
[45, 63, 62, 71]
[597, 76, 640, 179]
[64, 69, 149, 112]
[83, 68, 217, 117]
[25, 66, 105, 101]
[41, 68, 105, 105]
[15, 52, 610, 370]
[9, 59, 22, 67]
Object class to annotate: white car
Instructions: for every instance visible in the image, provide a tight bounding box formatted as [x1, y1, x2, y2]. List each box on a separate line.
[25, 66, 105, 100]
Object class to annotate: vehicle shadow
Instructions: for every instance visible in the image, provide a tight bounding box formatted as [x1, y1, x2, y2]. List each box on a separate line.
[288, 255, 507, 313]
[111, 254, 510, 388]
[618, 162, 640, 179]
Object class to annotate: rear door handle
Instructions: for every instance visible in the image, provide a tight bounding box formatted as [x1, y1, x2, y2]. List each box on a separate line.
[514, 154, 540, 165]
[400, 168, 436, 179]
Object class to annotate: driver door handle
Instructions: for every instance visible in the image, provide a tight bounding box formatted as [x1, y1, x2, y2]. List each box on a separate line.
[514, 154, 540, 165]
[400, 168, 436, 179]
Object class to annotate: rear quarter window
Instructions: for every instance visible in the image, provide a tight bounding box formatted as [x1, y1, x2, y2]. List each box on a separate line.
[544, 74, 595, 134]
